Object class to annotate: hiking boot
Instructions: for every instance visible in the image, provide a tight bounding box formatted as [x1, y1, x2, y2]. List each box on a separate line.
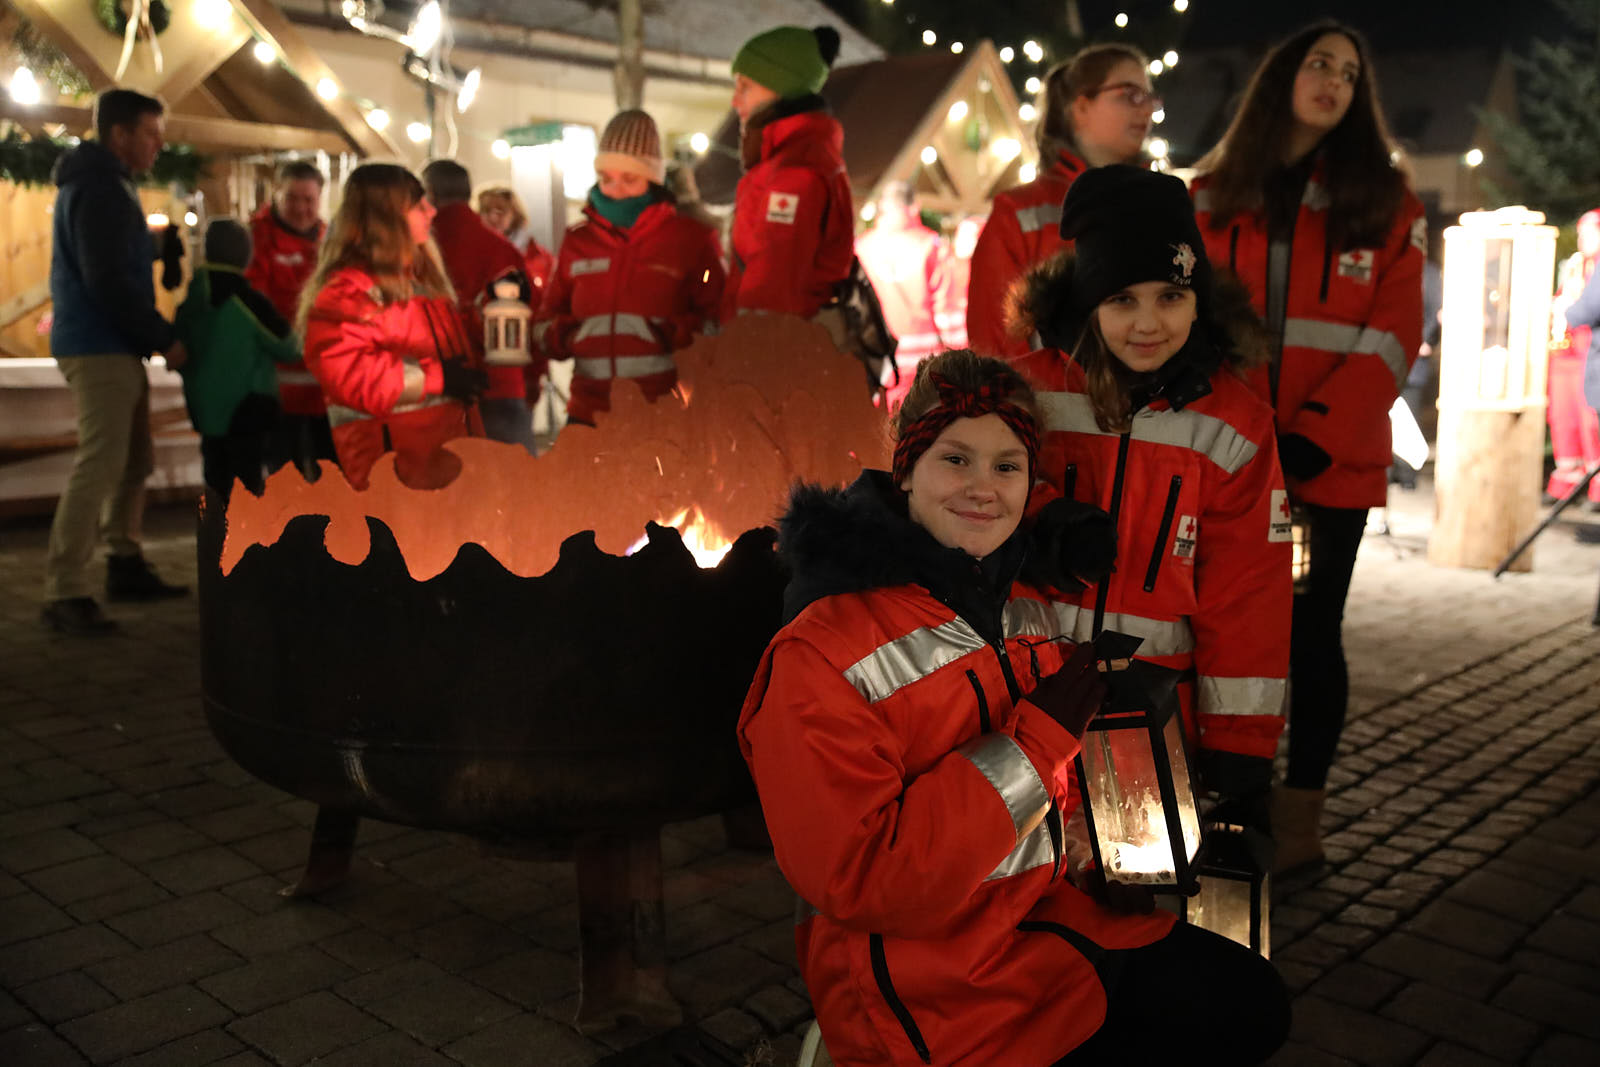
[106, 554, 189, 601]
[41, 596, 119, 635]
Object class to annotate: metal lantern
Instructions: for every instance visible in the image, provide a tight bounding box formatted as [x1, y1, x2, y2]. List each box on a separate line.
[1290, 502, 1313, 595]
[1074, 638, 1203, 893]
[1181, 826, 1271, 957]
[483, 278, 533, 366]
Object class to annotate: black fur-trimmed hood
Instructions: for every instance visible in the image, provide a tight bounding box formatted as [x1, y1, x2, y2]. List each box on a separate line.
[777, 471, 1031, 625]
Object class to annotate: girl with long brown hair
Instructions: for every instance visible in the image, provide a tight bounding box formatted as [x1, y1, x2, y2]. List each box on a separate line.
[1190, 22, 1425, 874]
[300, 162, 488, 489]
[966, 42, 1156, 359]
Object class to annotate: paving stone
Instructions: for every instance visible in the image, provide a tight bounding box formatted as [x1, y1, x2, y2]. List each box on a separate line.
[1492, 972, 1600, 1039]
[1306, 961, 1406, 1010]
[1381, 981, 1541, 1061]
[460, 946, 577, 1009]
[336, 958, 455, 1007]
[57, 984, 232, 1063]
[85, 932, 244, 1000]
[1526, 1031, 1600, 1066]
[1402, 898, 1528, 958]
[62, 879, 173, 925]
[667, 899, 765, 960]
[1414, 1041, 1516, 1067]
[1361, 931, 1509, 999]
[198, 944, 357, 1014]
[407, 912, 528, 972]
[0, 891, 74, 947]
[319, 928, 416, 974]
[744, 984, 811, 1033]
[1446, 866, 1566, 925]
[227, 990, 387, 1064]
[1263, 1038, 1359, 1065]
[113, 1027, 246, 1067]
[0, 989, 29, 1031]
[209, 900, 353, 955]
[185, 803, 297, 845]
[360, 971, 519, 1047]
[0, 923, 133, 986]
[0, 1022, 89, 1066]
[673, 943, 794, 1019]
[1525, 911, 1600, 965]
[313, 1030, 460, 1066]
[11, 970, 117, 1025]
[143, 845, 263, 895]
[441, 1012, 602, 1067]
[0, 828, 101, 874]
[700, 1006, 767, 1049]
[22, 852, 150, 909]
[103, 890, 254, 948]
[94, 821, 212, 864]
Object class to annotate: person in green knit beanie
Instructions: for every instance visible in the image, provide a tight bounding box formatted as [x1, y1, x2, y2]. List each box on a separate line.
[723, 24, 855, 321]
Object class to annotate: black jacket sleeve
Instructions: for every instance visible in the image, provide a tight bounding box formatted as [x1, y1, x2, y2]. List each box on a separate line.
[73, 177, 175, 356]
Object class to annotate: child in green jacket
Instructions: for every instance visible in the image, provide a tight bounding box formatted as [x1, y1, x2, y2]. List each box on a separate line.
[175, 218, 301, 500]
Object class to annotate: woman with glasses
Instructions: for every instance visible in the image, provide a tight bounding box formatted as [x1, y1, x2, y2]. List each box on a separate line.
[1189, 22, 1425, 875]
[967, 43, 1157, 359]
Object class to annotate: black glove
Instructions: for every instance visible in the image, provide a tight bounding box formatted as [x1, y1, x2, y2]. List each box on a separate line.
[160, 224, 185, 291]
[1029, 498, 1117, 593]
[1080, 867, 1156, 915]
[440, 359, 489, 403]
[1022, 640, 1107, 739]
[1277, 433, 1332, 481]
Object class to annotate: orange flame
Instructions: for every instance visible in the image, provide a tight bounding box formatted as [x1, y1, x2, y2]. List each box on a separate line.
[221, 316, 890, 580]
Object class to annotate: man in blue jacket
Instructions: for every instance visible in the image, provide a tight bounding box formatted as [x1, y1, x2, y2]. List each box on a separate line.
[43, 88, 188, 636]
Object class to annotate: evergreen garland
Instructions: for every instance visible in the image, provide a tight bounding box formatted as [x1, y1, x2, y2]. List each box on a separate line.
[0, 130, 206, 190]
[93, 0, 172, 37]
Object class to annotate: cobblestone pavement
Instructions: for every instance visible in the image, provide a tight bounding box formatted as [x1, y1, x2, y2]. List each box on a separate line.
[2, 478, 1599, 1067]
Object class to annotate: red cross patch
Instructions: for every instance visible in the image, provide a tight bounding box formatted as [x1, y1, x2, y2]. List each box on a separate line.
[1269, 489, 1293, 542]
[1173, 515, 1197, 559]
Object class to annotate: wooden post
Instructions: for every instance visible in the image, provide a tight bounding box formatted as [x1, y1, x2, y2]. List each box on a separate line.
[1430, 406, 1545, 571]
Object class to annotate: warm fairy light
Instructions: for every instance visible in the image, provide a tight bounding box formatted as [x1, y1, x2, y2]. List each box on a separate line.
[366, 108, 391, 131]
[252, 41, 275, 65]
[8, 67, 40, 106]
[999, 46, 1014, 63]
[1152, 108, 1166, 124]
[406, 121, 430, 143]
[184, 210, 199, 227]
[950, 41, 964, 54]
[1464, 147, 1484, 167]
[1025, 76, 1042, 94]
[1148, 137, 1169, 159]
[861, 201, 877, 222]
[1023, 40, 1044, 63]
[457, 68, 480, 112]
[407, 0, 442, 54]
[491, 138, 510, 159]
[316, 77, 339, 100]
[1019, 102, 1037, 122]
[948, 99, 968, 122]
[1115, 12, 1129, 28]
[192, 0, 232, 30]
[922, 29, 936, 46]
[920, 145, 938, 166]
[991, 137, 1022, 162]
[1164, 50, 1180, 67]
[689, 131, 710, 153]
[1149, 59, 1166, 75]
[1019, 161, 1037, 182]
[1174, 0, 1190, 11]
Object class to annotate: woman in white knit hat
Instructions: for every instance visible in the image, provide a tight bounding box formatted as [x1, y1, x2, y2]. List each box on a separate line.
[534, 109, 726, 426]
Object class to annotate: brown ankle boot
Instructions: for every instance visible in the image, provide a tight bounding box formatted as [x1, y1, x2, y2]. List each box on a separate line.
[1271, 785, 1326, 875]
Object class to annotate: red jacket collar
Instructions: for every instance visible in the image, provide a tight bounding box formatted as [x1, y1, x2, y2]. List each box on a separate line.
[760, 110, 843, 165]
[579, 197, 677, 239]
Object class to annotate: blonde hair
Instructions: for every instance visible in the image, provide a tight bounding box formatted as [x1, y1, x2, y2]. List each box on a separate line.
[297, 163, 454, 332]
[475, 185, 528, 235]
[1036, 43, 1149, 160]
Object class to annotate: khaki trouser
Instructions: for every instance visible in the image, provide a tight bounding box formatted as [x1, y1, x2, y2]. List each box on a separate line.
[44, 355, 154, 601]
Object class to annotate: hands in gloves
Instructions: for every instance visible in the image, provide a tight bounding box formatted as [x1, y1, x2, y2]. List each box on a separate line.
[1029, 498, 1117, 593]
[440, 359, 489, 403]
[1080, 866, 1156, 915]
[1021, 641, 1107, 740]
[1277, 433, 1332, 481]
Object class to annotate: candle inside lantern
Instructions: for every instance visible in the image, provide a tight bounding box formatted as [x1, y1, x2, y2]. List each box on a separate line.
[1080, 711, 1202, 885]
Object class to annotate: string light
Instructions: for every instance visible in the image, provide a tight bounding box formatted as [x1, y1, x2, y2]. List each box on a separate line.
[491, 138, 510, 159]
[1464, 148, 1484, 167]
[948, 100, 968, 122]
[861, 201, 878, 222]
[991, 137, 1022, 162]
[316, 77, 339, 100]
[1025, 76, 1042, 94]
[1115, 12, 1129, 28]
[252, 41, 275, 64]
[366, 108, 391, 131]
[1163, 50, 1179, 67]
[1019, 161, 1037, 182]
[456, 68, 480, 112]
[184, 210, 199, 227]
[950, 41, 963, 54]
[1149, 59, 1165, 75]
[1019, 102, 1037, 122]
[689, 131, 710, 153]
[406, 121, 431, 143]
[920, 145, 938, 165]
[193, 0, 232, 30]
[999, 46, 1014, 63]
[406, 0, 443, 54]
[1152, 108, 1166, 124]
[1174, 0, 1189, 10]
[1148, 137, 1169, 159]
[1023, 40, 1044, 63]
[8, 68, 41, 106]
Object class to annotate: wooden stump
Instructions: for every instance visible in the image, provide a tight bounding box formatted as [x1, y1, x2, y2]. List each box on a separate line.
[1429, 404, 1545, 572]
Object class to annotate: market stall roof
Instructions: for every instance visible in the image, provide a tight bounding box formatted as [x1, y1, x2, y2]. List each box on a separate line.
[4, 0, 395, 155]
[694, 40, 1034, 218]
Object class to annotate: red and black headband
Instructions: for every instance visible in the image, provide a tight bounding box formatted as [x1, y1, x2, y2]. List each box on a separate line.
[891, 372, 1041, 485]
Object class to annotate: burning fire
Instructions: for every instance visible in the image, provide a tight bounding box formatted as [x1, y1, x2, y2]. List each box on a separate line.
[221, 316, 890, 580]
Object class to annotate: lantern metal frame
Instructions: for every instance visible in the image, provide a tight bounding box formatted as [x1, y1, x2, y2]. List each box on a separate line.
[1072, 643, 1203, 896]
[1181, 825, 1271, 957]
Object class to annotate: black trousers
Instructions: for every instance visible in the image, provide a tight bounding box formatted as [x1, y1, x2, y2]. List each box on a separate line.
[1052, 921, 1291, 1065]
[267, 412, 338, 483]
[1285, 503, 1369, 789]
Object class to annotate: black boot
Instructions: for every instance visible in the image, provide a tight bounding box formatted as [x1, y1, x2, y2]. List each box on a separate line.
[41, 597, 119, 635]
[106, 554, 189, 601]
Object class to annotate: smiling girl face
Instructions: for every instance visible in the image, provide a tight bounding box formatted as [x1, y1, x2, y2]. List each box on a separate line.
[901, 414, 1030, 559]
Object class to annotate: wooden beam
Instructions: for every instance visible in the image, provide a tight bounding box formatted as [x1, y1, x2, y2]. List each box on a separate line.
[154, 24, 254, 110]
[0, 282, 51, 330]
[5, 0, 116, 91]
[0, 99, 351, 155]
[228, 0, 398, 158]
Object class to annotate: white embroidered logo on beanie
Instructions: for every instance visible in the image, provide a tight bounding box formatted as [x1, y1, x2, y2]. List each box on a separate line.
[1171, 242, 1196, 282]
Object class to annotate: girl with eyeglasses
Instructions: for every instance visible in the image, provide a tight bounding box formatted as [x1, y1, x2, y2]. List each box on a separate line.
[967, 43, 1159, 360]
[1189, 21, 1426, 875]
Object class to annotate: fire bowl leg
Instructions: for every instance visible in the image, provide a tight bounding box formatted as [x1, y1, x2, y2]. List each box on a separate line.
[279, 806, 360, 897]
[574, 830, 683, 1034]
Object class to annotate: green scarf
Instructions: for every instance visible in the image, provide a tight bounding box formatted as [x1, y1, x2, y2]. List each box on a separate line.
[588, 185, 657, 230]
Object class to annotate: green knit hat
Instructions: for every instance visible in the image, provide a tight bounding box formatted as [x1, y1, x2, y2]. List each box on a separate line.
[731, 25, 841, 99]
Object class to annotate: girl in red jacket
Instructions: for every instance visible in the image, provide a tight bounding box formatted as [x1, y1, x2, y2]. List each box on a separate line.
[739, 349, 1288, 1066]
[1011, 165, 1292, 874]
[298, 163, 486, 490]
[967, 43, 1156, 359]
[1189, 21, 1425, 872]
[536, 109, 724, 427]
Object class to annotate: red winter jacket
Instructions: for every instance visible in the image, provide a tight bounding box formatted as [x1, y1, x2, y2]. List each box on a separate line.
[536, 197, 723, 424]
[966, 149, 1087, 359]
[245, 205, 325, 415]
[740, 474, 1173, 1067]
[1011, 349, 1291, 764]
[302, 266, 478, 489]
[508, 225, 557, 298]
[1191, 170, 1425, 508]
[725, 106, 854, 320]
[855, 207, 950, 408]
[431, 202, 539, 403]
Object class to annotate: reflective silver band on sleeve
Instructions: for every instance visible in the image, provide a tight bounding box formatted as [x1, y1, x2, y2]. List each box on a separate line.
[1282, 319, 1409, 389]
[574, 312, 657, 344]
[1197, 675, 1286, 719]
[958, 733, 1049, 842]
[399, 358, 427, 404]
[843, 618, 986, 704]
[1036, 391, 1260, 474]
[1001, 598, 1195, 659]
[1015, 203, 1062, 235]
[573, 354, 676, 379]
[984, 818, 1056, 882]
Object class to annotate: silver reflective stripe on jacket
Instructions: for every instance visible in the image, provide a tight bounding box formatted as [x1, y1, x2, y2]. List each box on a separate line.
[1198, 674, 1286, 719]
[574, 354, 676, 379]
[959, 734, 1049, 841]
[985, 818, 1056, 882]
[843, 618, 987, 704]
[1002, 598, 1196, 659]
[1037, 391, 1260, 475]
[1015, 203, 1062, 235]
[324, 393, 454, 428]
[573, 312, 656, 344]
[1281, 318, 1410, 389]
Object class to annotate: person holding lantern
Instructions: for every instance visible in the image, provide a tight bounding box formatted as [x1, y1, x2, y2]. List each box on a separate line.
[1009, 165, 1291, 888]
[298, 163, 487, 490]
[535, 109, 724, 427]
[1548, 209, 1600, 508]
[1189, 21, 1425, 874]
[966, 42, 1157, 360]
[740, 348, 1289, 1067]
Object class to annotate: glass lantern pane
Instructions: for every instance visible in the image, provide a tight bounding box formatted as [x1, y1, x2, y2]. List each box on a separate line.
[1187, 875, 1269, 957]
[1081, 725, 1180, 884]
[1160, 713, 1203, 871]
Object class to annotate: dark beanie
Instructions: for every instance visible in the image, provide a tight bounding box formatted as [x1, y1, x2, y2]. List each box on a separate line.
[203, 217, 252, 269]
[1057, 165, 1211, 319]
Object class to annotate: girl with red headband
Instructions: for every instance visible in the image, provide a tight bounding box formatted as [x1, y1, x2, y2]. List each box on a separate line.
[738, 349, 1288, 1065]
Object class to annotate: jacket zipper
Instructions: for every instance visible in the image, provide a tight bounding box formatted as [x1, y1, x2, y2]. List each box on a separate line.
[1227, 224, 1240, 271]
[1061, 462, 1077, 499]
[1143, 475, 1183, 593]
[1092, 433, 1133, 637]
[964, 669, 992, 733]
[870, 933, 931, 1063]
[1318, 241, 1334, 303]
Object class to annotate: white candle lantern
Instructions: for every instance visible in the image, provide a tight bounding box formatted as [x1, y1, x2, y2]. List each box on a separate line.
[483, 278, 532, 366]
[1181, 826, 1271, 957]
[1074, 642, 1203, 892]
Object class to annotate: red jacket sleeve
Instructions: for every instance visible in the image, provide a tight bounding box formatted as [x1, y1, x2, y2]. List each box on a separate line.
[533, 240, 578, 361]
[739, 637, 1075, 939]
[1191, 417, 1291, 760]
[303, 279, 440, 416]
[733, 167, 830, 317]
[966, 203, 1031, 359]
[1288, 201, 1426, 462]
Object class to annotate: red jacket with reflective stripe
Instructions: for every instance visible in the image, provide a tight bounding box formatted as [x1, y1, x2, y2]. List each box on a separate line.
[244, 206, 325, 415]
[1191, 172, 1426, 508]
[431, 203, 538, 402]
[1012, 350, 1291, 762]
[725, 108, 854, 320]
[965, 149, 1087, 359]
[536, 199, 723, 421]
[739, 478, 1172, 1067]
